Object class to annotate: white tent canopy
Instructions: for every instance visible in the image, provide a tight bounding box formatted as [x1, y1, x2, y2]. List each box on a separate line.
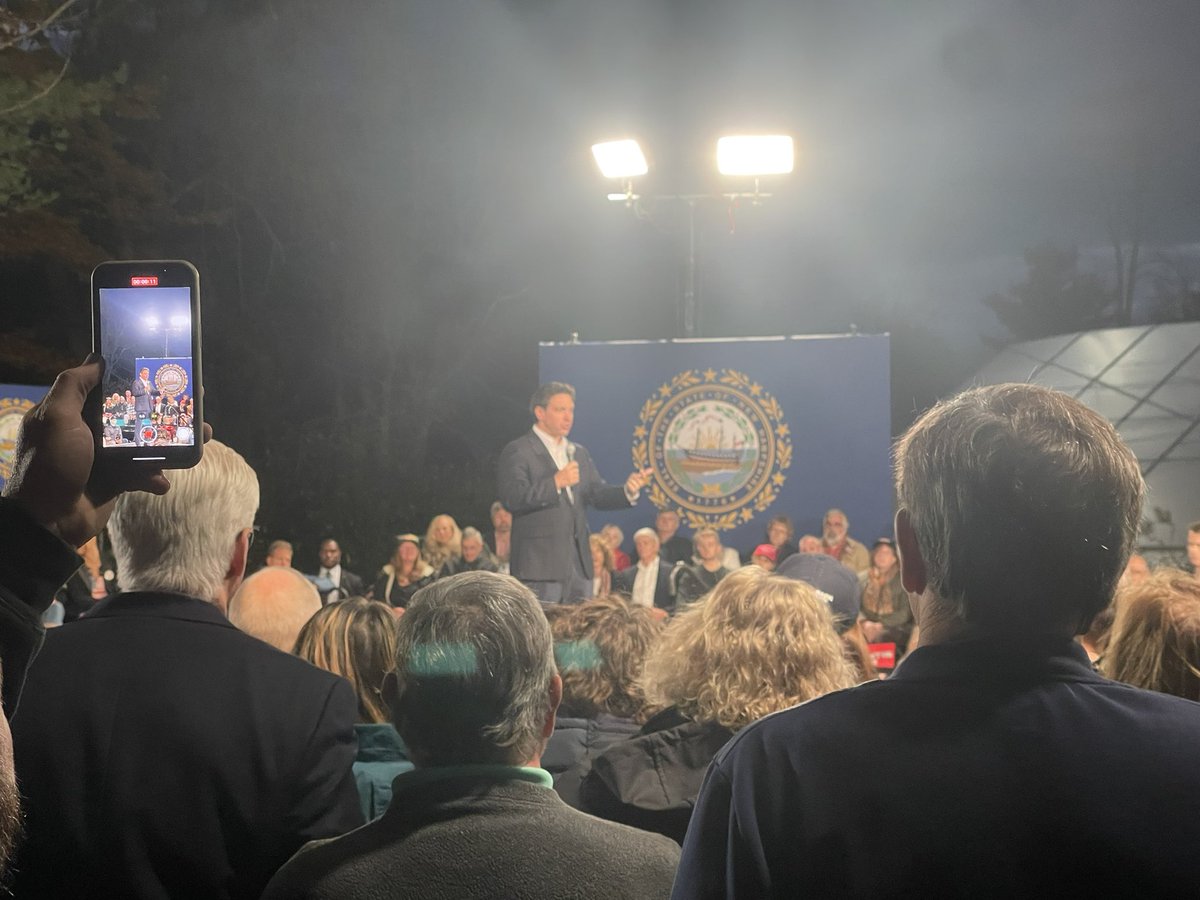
[966, 322, 1200, 566]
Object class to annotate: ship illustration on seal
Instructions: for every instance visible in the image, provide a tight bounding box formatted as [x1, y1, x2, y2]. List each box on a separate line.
[679, 423, 744, 474]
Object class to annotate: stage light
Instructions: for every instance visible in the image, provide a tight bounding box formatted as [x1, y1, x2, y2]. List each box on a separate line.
[716, 135, 794, 176]
[169, 314, 189, 328]
[591, 139, 648, 179]
[143, 314, 160, 328]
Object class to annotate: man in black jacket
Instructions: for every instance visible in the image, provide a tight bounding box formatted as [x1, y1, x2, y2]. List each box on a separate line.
[263, 571, 680, 899]
[11, 406, 362, 896]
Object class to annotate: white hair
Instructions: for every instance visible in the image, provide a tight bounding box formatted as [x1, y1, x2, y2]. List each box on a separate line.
[109, 440, 260, 602]
[228, 567, 321, 652]
[633, 527, 659, 544]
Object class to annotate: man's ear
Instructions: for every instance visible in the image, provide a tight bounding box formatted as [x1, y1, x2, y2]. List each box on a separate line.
[543, 672, 563, 741]
[227, 528, 250, 584]
[895, 509, 928, 595]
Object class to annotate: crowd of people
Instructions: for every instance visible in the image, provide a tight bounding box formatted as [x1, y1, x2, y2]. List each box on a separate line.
[2, 361, 1200, 897]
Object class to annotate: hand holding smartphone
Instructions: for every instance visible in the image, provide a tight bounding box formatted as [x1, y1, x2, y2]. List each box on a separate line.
[91, 260, 203, 469]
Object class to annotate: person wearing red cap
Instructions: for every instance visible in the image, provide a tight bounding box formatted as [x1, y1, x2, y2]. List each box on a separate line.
[749, 544, 778, 572]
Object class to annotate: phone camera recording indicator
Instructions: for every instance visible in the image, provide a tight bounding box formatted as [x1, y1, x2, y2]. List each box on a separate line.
[130, 276, 159, 287]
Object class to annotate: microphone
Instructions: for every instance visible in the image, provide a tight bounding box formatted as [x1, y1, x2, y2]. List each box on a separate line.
[565, 442, 576, 462]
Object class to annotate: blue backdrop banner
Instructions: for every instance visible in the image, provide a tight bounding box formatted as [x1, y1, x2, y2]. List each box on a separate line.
[0, 383, 50, 492]
[539, 335, 893, 560]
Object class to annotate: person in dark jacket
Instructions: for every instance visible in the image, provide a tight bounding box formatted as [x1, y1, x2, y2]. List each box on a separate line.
[263, 572, 680, 899]
[580, 567, 857, 844]
[543, 595, 664, 806]
[438, 527, 498, 578]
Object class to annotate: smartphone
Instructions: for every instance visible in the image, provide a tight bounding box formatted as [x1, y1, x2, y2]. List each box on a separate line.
[91, 260, 203, 468]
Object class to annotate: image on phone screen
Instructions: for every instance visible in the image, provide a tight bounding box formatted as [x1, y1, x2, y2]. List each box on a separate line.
[97, 286, 196, 449]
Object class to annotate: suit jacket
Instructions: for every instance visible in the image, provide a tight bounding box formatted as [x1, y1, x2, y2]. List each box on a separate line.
[131, 376, 154, 416]
[674, 637, 1200, 898]
[497, 431, 631, 584]
[613, 559, 675, 612]
[319, 566, 365, 601]
[11, 591, 364, 899]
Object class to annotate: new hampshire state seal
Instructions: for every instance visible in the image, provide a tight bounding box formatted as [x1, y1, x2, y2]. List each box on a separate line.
[0, 396, 36, 484]
[632, 369, 792, 530]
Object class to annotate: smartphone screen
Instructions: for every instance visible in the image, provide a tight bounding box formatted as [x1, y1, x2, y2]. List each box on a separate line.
[92, 261, 202, 467]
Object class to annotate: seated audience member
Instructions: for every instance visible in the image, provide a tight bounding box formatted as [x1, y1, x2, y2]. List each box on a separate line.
[1120, 553, 1151, 588]
[543, 595, 664, 806]
[589, 533, 615, 598]
[316, 538, 366, 603]
[673, 383, 1200, 897]
[820, 507, 869, 573]
[749, 543, 777, 571]
[581, 568, 855, 844]
[423, 514, 462, 574]
[1102, 569, 1200, 700]
[262, 572, 681, 899]
[600, 523, 631, 571]
[295, 599, 414, 820]
[12, 440, 362, 898]
[755, 515, 796, 567]
[857, 537, 916, 669]
[797, 534, 823, 553]
[672, 528, 731, 605]
[265, 539, 294, 568]
[613, 528, 675, 614]
[488, 501, 512, 573]
[229, 566, 323, 653]
[655, 509, 693, 564]
[372, 534, 435, 609]
[439, 526, 498, 577]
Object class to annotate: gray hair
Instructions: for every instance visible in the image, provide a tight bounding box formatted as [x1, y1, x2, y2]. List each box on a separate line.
[228, 567, 321, 653]
[109, 440, 260, 602]
[529, 381, 575, 415]
[895, 383, 1144, 633]
[392, 571, 556, 766]
[461, 526, 484, 544]
[633, 527, 659, 545]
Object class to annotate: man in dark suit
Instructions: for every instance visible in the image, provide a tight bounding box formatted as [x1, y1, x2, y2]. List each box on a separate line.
[130, 365, 156, 446]
[497, 382, 651, 604]
[613, 527, 675, 613]
[316, 537, 365, 602]
[674, 383, 1200, 897]
[12, 438, 363, 898]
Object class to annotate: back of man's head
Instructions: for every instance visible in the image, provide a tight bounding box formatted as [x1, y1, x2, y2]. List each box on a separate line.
[391, 571, 556, 767]
[108, 440, 260, 602]
[228, 567, 321, 652]
[895, 383, 1143, 634]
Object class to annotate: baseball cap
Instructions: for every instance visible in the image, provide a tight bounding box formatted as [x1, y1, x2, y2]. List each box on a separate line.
[775, 552, 861, 631]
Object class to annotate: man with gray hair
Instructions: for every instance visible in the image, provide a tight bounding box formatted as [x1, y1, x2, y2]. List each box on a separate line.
[263, 571, 680, 899]
[229, 566, 323, 652]
[675, 383, 1200, 896]
[438, 526, 499, 577]
[12, 440, 362, 897]
[614, 527, 675, 613]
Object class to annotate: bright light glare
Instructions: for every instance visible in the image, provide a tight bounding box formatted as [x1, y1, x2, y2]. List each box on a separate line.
[716, 135, 794, 176]
[169, 314, 189, 328]
[591, 139, 648, 179]
[143, 314, 160, 328]
[607, 192, 641, 202]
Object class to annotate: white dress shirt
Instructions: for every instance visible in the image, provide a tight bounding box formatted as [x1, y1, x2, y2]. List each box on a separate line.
[532, 425, 573, 503]
[631, 557, 660, 608]
[319, 563, 342, 603]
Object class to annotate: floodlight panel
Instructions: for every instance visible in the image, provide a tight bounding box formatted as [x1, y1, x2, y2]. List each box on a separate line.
[591, 139, 648, 179]
[717, 135, 794, 176]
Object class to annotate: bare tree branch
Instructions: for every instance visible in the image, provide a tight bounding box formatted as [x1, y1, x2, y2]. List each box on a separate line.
[0, 52, 70, 116]
[0, 0, 82, 52]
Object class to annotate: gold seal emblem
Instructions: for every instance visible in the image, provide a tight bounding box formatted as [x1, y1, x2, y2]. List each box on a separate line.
[0, 396, 36, 483]
[632, 369, 792, 530]
[154, 363, 189, 397]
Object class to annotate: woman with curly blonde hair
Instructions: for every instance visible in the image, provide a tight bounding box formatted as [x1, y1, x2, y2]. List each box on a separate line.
[422, 514, 462, 574]
[580, 567, 856, 842]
